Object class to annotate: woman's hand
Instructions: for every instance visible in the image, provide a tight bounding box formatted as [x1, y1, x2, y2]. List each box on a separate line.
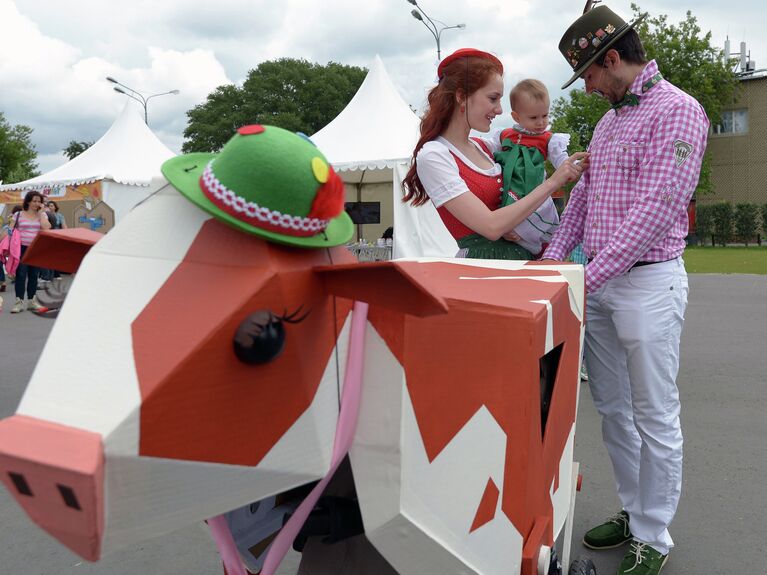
[39, 208, 52, 230]
[550, 152, 590, 187]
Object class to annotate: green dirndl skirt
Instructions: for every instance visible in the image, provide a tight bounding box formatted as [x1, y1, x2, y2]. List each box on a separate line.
[456, 233, 533, 260]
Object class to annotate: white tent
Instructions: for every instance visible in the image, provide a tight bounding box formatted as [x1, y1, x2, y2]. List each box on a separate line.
[0, 102, 175, 224]
[311, 56, 456, 257]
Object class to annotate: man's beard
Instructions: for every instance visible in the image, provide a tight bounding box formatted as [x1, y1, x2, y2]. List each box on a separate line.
[590, 66, 625, 104]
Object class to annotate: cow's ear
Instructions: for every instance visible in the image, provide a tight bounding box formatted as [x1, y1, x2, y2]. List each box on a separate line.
[23, 229, 103, 273]
[314, 261, 448, 317]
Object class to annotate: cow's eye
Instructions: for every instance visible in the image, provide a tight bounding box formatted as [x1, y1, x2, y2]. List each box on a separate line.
[233, 311, 286, 365]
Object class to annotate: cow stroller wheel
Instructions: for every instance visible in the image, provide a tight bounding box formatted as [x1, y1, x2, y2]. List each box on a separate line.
[568, 556, 596, 575]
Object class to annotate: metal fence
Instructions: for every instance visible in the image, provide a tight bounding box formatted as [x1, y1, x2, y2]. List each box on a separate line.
[345, 242, 393, 262]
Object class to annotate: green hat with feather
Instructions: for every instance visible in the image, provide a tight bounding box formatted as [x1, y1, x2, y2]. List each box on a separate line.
[161, 124, 353, 248]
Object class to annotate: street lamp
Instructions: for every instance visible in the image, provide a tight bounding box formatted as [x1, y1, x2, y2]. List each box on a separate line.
[105, 76, 180, 125]
[406, 0, 466, 61]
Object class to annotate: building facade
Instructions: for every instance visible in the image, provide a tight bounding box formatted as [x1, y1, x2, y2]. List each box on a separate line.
[706, 73, 767, 206]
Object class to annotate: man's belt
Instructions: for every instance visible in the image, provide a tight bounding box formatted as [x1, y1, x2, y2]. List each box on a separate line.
[587, 258, 676, 270]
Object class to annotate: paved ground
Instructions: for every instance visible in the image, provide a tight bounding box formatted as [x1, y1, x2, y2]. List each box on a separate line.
[1, 274, 765, 574]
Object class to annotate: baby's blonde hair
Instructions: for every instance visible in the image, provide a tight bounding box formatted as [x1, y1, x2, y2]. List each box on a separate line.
[510, 79, 549, 109]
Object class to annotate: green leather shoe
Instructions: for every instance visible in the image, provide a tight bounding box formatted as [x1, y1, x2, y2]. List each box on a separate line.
[583, 510, 632, 549]
[617, 540, 668, 574]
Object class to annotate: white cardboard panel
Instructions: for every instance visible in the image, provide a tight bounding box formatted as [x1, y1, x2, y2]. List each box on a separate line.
[101, 318, 350, 553]
[352, 324, 524, 575]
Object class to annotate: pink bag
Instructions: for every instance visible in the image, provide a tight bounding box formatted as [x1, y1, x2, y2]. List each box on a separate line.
[0, 215, 22, 276]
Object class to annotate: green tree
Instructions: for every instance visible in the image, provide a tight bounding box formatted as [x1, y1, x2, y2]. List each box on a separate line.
[761, 204, 767, 238]
[182, 59, 367, 153]
[550, 5, 738, 196]
[0, 112, 39, 184]
[63, 140, 94, 160]
[695, 204, 714, 246]
[550, 90, 609, 151]
[734, 203, 758, 246]
[711, 201, 733, 246]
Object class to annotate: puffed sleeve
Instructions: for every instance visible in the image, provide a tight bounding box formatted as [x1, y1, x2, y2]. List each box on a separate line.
[477, 127, 506, 154]
[415, 141, 470, 208]
[548, 132, 571, 168]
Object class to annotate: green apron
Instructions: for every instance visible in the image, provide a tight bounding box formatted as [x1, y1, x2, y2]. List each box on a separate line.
[456, 233, 533, 260]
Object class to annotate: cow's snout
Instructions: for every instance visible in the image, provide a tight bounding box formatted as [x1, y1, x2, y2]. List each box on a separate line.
[0, 415, 104, 561]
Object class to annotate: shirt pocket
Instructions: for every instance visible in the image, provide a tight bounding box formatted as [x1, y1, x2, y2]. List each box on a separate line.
[615, 140, 647, 182]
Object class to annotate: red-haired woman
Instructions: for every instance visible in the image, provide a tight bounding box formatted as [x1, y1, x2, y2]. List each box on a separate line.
[403, 48, 588, 259]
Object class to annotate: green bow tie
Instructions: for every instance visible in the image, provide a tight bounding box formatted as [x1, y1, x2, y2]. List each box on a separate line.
[612, 72, 664, 112]
[612, 92, 639, 110]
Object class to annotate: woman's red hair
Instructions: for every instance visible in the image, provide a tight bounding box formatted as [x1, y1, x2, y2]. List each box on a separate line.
[402, 55, 504, 206]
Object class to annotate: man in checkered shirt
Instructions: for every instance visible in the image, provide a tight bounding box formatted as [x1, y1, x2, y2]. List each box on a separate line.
[544, 6, 709, 575]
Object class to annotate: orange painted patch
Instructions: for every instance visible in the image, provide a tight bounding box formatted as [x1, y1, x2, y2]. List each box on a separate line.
[369, 262, 581, 548]
[132, 219, 354, 466]
[23, 228, 102, 273]
[521, 516, 550, 575]
[470, 478, 499, 532]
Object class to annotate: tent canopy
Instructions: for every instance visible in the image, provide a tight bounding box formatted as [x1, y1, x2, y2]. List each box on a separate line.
[311, 55, 420, 181]
[0, 102, 175, 191]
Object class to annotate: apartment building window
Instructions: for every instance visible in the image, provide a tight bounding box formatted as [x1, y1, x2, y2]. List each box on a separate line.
[714, 109, 748, 135]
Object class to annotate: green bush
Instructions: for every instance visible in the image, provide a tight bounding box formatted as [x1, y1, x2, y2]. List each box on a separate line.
[711, 202, 734, 246]
[695, 204, 714, 246]
[761, 204, 767, 236]
[734, 203, 759, 246]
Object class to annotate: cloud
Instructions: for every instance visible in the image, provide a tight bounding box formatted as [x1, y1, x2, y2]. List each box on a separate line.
[1, 0, 230, 173]
[2, 0, 766, 176]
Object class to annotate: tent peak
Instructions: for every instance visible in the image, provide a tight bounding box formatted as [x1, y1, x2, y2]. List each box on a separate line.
[310, 56, 420, 171]
[0, 103, 176, 191]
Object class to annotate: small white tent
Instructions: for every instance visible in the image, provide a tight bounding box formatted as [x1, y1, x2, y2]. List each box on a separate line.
[0, 102, 175, 225]
[311, 56, 456, 257]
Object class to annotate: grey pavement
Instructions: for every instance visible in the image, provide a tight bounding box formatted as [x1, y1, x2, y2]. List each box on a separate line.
[1, 274, 765, 574]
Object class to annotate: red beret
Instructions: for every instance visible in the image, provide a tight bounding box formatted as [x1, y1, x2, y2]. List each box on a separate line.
[437, 48, 503, 79]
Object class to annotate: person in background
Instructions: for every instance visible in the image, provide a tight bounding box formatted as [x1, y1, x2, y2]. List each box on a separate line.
[542, 6, 709, 574]
[0, 206, 23, 295]
[0, 215, 9, 293]
[9, 191, 51, 313]
[47, 200, 67, 230]
[402, 48, 588, 260]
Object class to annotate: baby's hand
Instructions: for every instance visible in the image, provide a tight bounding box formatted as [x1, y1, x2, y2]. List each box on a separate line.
[503, 231, 521, 242]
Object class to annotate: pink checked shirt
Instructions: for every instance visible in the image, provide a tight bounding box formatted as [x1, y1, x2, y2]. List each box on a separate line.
[544, 60, 709, 292]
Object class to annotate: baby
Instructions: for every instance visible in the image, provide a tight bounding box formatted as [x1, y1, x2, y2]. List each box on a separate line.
[494, 79, 570, 257]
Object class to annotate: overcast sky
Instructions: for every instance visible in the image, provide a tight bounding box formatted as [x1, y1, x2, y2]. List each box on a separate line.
[1, 0, 765, 175]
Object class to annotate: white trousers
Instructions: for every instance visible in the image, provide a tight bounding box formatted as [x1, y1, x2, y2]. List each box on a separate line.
[584, 258, 688, 555]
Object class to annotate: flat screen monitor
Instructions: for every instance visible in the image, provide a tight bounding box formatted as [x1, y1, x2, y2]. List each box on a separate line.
[344, 201, 381, 224]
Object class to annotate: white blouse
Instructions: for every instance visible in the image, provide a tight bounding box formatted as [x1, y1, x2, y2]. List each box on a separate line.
[415, 134, 502, 208]
[415, 130, 570, 209]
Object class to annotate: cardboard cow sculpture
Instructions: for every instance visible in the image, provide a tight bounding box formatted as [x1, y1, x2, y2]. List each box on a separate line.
[0, 126, 587, 575]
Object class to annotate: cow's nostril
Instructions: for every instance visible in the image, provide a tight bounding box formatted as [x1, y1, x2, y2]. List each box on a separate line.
[8, 472, 34, 497]
[57, 484, 81, 510]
